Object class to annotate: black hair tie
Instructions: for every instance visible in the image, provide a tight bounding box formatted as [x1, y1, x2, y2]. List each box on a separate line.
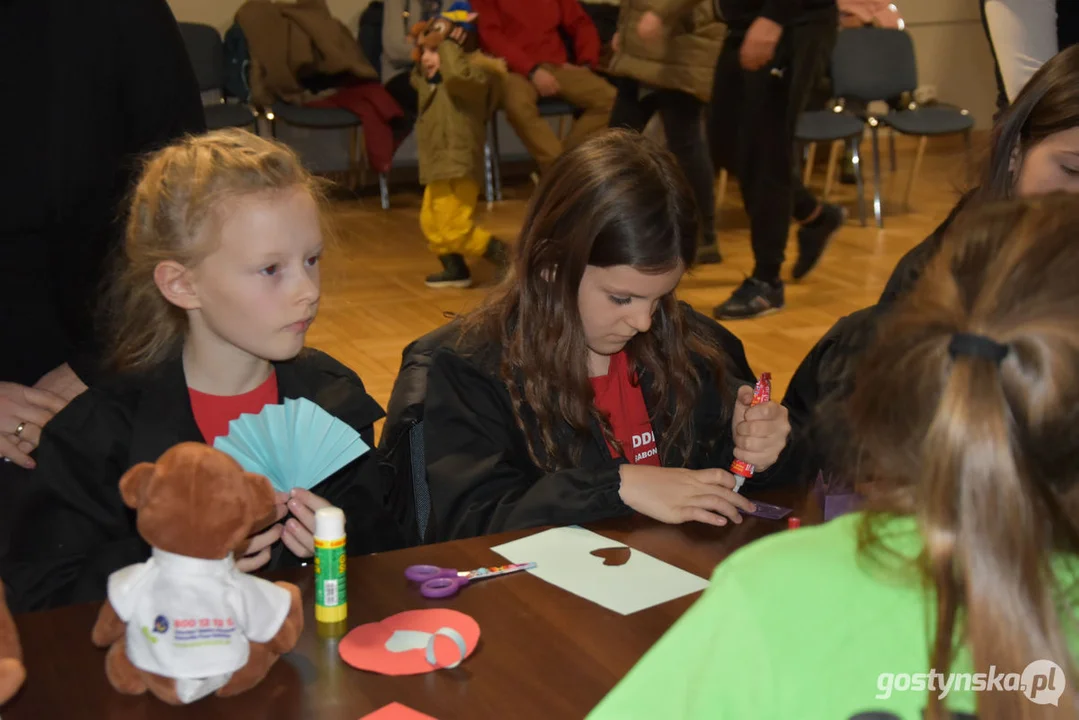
[948, 333, 1009, 364]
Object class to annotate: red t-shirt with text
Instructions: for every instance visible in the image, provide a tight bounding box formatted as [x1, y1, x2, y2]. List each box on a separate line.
[188, 371, 279, 443]
[590, 351, 660, 466]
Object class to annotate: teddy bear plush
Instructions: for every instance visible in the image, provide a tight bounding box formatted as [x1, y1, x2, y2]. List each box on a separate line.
[91, 442, 304, 705]
[0, 579, 25, 706]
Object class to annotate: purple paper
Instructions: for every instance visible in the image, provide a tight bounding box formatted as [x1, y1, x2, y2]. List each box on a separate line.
[824, 493, 861, 521]
[743, 500, 793, 520]
[812, 471, 863, 521]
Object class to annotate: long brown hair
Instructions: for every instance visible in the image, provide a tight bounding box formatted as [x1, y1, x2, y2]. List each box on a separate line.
[849, 196, 1079, 719]
[105, 129, 329, 372]
[977, 44, 1079, 202]
[459, 129, 727, 471]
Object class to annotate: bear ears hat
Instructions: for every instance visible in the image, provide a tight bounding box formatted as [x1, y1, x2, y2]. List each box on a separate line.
[410, 0, 479, 60]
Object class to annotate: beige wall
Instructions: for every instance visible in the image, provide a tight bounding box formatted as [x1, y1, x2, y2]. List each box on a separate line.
[901, 0, 998, 128]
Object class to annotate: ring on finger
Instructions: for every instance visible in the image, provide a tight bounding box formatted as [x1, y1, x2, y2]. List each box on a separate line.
[14, 422, 26, 437]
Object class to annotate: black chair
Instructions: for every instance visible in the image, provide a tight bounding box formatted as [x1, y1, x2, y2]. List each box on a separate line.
[828, 27, 974, 227]
[178, 22, 258, 131]
[795, 107, 870, 225]
[267, 102, 391, 209]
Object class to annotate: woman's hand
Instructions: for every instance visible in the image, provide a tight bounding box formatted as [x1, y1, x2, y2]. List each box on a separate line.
[618, 465, 757, 527]
[731, 386, 791, 474]
[281, 488, 336, 558]
[236, 492, 289, 572]
[0, 382, 68, 468]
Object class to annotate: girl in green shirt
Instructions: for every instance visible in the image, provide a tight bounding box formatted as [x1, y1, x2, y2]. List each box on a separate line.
[589, 195, 1079, 719]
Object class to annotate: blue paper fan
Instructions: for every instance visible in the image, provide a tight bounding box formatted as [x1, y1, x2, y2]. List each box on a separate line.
[213, 397, 370, 492]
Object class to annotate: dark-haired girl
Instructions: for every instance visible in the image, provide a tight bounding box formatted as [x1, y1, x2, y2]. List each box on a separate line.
[423, 130, 794, 541]
[785, 43, 1079, 480]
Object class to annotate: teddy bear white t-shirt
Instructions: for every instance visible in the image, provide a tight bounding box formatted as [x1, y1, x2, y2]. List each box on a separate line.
[107, 548, 292, 703]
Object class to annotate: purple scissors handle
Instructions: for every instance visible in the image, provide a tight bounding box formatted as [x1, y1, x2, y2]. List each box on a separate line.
[404, 564, 459, 583]
[419, 575, 469, 599]
[405, 561, 537, 599]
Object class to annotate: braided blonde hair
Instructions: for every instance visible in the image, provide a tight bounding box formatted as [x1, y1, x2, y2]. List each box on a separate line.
[107, 129, 328, 372]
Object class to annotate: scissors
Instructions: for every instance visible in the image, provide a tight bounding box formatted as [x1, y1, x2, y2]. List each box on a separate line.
[404, 562, 537, 599]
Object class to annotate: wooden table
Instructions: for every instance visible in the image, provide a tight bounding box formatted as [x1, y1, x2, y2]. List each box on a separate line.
[5, 487, 814, 719]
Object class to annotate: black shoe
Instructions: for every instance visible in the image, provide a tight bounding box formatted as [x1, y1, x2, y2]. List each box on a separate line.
[483, 237, 511, 275]
[713, 277, 785, 320]
[793, 204, 846, 281]
[425, 253, 472, 289]
[696, 242, 723, 265]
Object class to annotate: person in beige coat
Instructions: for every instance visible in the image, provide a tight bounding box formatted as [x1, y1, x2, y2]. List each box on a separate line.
[607, 1, 724, 263]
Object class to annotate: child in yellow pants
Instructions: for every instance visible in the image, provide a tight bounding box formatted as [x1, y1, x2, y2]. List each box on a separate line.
[411, 5, 508, 288]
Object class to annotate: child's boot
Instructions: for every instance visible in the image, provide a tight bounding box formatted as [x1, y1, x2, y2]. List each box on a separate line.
[425, 253, 472, 289]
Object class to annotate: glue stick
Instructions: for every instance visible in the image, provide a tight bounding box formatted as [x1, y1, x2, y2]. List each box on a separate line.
[314, 506, 347, 624]
[730, 373, 772, 482]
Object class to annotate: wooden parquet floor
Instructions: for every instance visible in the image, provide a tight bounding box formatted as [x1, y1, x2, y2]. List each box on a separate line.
[309, 133, 979, 414]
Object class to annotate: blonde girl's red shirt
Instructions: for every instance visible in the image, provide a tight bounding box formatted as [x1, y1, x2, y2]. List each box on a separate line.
[187, 371, 279, 443]
[590, 351, 661, 466]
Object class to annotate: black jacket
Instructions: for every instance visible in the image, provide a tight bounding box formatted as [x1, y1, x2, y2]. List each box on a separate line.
[877, 193, 972, 307]
[716, 0, 837, 33]
[423, 308, 800, 541]
[0, 0, 205, 386]
[378, 321, 463, 543]
[782, 193, 973, 478]
[1, 350, 408, 613]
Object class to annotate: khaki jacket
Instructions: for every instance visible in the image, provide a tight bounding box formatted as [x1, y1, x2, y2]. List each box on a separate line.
[607, 0, 725, 102]
[236, 0, 379, 106]
[411, 43, 505, 186]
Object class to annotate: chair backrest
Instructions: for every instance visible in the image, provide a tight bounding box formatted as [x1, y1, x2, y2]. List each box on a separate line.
[409, 421, 431, 540]
[179, 22, 225, 93]
[831, 27, 917, 103]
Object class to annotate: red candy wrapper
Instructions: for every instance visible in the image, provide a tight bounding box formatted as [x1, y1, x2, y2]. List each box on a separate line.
[730, 373, 772, 479]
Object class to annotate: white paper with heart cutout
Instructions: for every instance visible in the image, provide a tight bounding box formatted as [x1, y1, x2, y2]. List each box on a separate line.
[491, 526, 709, 615]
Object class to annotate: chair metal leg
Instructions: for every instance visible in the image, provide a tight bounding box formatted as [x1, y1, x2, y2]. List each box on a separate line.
[823, 140, 841, 200]
[903, 135, 928, 212]
[888, 128, 897, 172]
[850, 137, 867, 227]
[803, 142, 817, 187]
[378, 173, 390, 210]
[491, 115, 503, 202]
[964, 129, 974, 187]
[870, 124, 883, 228]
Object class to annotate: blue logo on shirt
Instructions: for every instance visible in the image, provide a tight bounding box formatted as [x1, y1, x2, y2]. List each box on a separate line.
[153, 615, 169, 634]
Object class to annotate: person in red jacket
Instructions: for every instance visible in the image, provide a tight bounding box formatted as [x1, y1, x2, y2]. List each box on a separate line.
[472, 0, 616, 171]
